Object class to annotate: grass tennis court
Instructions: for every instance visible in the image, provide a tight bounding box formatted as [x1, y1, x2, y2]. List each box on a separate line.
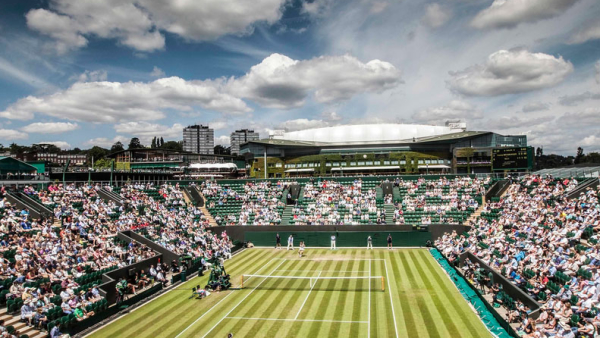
[87, 249, 491, 338]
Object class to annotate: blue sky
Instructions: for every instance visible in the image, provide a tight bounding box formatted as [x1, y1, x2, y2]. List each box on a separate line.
[0, 0, 599, 154]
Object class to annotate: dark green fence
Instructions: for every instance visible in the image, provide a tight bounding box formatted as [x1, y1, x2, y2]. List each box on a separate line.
[245, 231, 431, 247]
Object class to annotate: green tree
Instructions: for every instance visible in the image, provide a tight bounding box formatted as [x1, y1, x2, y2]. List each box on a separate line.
[87, 146, 108, 164]
[214, 145, 231, 155]
[110, 141, 124, 153]
[93, 158, 113, 169]
[128, 137, 143, 149]
[575, 147, 584, 164]
[160, 137, 164, 147]
[161, 141, 183, 151]
[151, 137, 156, 148]
[582, 152, 600, 164]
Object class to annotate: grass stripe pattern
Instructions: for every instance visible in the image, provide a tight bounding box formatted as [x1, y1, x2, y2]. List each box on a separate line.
[88, 249, 490, 338]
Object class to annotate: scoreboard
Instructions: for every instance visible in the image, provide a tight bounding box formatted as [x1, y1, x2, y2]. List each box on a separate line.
[492, 147, 533, 170]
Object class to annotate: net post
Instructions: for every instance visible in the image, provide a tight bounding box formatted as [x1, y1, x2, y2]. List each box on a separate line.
[241, 275, 244, 289]
[381, 276, 384, 291]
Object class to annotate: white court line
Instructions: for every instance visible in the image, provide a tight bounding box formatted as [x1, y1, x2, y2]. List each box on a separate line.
[174, 258, 278, 338]
[294, 271, 322, 320]
[225, 317, 368, 324]
[200, 259, 287, 338]
[276, 270, 370, 273]
[274, 258, 385, 261]
[368, 259, 371, 338]
[383, 259, 399, 338]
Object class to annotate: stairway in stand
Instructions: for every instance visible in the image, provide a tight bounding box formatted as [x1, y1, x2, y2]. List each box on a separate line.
[0, 307, 47, 338]
[383, 204, 395, 223]
[182, 188, 193, 206]
[463, 203, 484, 226]
[197, 191, 218, 226]
[392, 186, 400, 202]
[281, 205, 293, 225]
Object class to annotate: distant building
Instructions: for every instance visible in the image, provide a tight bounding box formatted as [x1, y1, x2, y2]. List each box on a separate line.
[183, 124, 214, 154]
[230, 129, 260, 155]
[35, 153, 87, 165]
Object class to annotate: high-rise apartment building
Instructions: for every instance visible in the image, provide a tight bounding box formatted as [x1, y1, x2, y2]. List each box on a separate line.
[183, 124, 214, 154]
[230, 129, 260, 155]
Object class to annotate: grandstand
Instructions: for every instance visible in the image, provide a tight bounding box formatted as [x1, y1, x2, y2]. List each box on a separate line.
[0, 171, 598, 337]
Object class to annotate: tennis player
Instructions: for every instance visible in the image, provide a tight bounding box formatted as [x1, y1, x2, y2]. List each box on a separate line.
[298, 241, 305, 257]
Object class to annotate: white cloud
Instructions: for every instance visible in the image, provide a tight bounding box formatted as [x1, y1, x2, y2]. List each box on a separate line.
[76, 70, 108, 83]
[209, 121, 228, 130]
[422, 3, 451, 28]
[302, 0, 335, 18]
[448, 49, 573, 96]
[596, 60, 600, 84]
[0, 129, 28, 141]
[558, 91, 600, 106]
[21, 122, 79, 133]
[581, 135, 600, 148]
[522, 102, 550, 113]
[557, 107, 600, 127]
[486, 115, 554, 130]
[25, 0, 286, 53]
[370, 2, 389, 14]
[215, 135, 230, 146]
[277, 118, 330, 131]
[84, 136, 128, 148]
[227, 53, 402, 109]
[0, 76, 250, 122]
[0, 53, 398, 122]
[114, 122, 183, 142]
[150, 66, 165, 78]
[322, 111, 342, 121]
[0, 56, 52, 89]
[412, 100, 482, 125]
[570, 20, 600, 44]
[38, 141, 71, 149]
[25, 9, 88, 54]
[471, 0, 581, 29]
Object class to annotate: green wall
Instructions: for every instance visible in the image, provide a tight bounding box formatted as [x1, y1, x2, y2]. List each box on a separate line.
[245, 231, 431, 247]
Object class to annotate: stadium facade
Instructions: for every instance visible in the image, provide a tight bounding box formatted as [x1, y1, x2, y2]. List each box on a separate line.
[240, 122, 529, 178]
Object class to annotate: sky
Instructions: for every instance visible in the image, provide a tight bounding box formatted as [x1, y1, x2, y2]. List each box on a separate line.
[0, 0, 599, 155]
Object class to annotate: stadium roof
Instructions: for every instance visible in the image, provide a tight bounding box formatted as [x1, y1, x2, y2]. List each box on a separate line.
[0, 156, 38, 173]
[249, 131, 491, 148]
[273, 123, 466, 144]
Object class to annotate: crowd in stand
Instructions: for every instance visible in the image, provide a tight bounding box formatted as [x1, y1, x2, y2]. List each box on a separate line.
[291, 179, 383, 225]
[436, 175, 600, 337]
[0, 181, 232, 336]
[202, 181, 292, 225]
[392, 176, 487, 225]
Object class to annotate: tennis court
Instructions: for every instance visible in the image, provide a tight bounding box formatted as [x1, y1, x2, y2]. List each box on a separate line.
[87, 248, 490, 338]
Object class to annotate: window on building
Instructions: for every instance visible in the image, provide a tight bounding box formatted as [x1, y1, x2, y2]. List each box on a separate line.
[366, 161, 374, 166]
[399, 160, 406, 165]
[308, 163, 314, 168]
[333, 162, 339, 166]
[350, 162, 357, 166]
[392, 160, 399, 165]
[275, 163, 282, 168]
[384, 161, 390, 165]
